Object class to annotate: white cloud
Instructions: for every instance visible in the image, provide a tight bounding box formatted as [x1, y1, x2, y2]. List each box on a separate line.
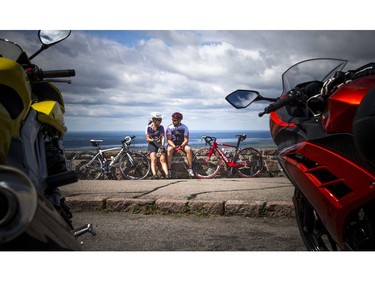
[2, 30, 375, 132]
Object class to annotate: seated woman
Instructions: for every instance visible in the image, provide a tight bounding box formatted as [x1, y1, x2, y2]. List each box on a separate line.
[145, 112, 169, 179]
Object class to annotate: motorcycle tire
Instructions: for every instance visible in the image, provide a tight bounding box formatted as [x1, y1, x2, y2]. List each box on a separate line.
[293, 188, 339, 251]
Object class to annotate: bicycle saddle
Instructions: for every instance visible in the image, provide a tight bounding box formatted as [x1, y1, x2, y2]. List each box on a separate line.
[90, 139, 103, 147]
[237, 134, 247, 142]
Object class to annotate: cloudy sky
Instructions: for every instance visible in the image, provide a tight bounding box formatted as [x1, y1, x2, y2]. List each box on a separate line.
[2, 29, 375, 133]
[2, 0, 375, 133]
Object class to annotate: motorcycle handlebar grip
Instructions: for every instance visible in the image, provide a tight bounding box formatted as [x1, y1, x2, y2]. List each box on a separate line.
[41, 69, 76, 78]
[259, 94, 296, 116]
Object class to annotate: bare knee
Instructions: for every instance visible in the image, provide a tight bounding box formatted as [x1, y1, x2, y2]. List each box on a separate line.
[150, 153, 157, 163]
[167, 146, 174, 155]
[160, 154, 167, 164]
[184, 145, 192, 155]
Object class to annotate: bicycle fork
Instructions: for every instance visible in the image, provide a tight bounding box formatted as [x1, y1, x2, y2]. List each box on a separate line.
[126, 152, 139, 168]
[205, 147, 216, 164]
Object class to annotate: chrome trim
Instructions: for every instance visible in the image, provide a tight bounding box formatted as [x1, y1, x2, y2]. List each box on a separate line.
[0, 165, 37, 243]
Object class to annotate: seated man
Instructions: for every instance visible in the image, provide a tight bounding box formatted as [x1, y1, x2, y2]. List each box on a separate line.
[166, 112, 194, 178]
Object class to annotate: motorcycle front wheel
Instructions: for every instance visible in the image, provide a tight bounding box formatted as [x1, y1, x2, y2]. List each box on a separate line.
[293, 188, 339, 251]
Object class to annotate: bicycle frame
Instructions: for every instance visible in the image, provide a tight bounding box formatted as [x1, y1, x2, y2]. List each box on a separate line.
[91, 144, 138, 171]
[205, 139, 244, 168]
[95, 146, 123, 167]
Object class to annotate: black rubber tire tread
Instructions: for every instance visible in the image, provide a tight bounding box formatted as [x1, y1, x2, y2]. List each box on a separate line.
[192, 147, 222, 179]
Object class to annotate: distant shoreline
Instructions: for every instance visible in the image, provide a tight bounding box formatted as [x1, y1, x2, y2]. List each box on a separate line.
[65, 142, 277, 152]
[65, 145, 277, 154]
[64, 130, 276, 151]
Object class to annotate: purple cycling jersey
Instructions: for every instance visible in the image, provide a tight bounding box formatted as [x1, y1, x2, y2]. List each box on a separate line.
[145, 125, 165, 145]
[166, 123, 189, 145]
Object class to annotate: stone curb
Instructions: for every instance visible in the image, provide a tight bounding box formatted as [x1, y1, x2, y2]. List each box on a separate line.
[65, 195, 295, 218]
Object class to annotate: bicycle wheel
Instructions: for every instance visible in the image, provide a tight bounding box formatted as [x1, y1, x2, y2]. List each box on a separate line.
[234, 147, 263, 177]
[68, 152, 94, 173]
[71, 152, 103, 180]
[119, 152, 150, 180]
[192, 148, 222, 179]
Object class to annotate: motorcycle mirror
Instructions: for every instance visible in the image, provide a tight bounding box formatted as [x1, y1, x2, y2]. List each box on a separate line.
[38, 30, 71, 46]
[29, 30, 71, 60]
[225, 90, 261, 109]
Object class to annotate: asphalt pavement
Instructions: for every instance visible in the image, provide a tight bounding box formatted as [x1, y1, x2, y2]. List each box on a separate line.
[62, 177, 296, 217]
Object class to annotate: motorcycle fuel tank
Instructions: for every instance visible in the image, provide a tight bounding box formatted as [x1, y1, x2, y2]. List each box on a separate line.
[322, 75, 375, 133]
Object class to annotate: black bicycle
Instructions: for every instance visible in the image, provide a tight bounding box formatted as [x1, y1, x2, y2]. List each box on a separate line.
[69, 136, 150, 180]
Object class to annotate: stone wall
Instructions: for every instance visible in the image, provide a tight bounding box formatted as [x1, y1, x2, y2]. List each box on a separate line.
[163, 148, 283, 179]
[67, 148, 283, 179]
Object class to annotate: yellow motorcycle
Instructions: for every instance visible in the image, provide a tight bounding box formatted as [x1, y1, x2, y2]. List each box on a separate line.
[0, 31, 94, 250]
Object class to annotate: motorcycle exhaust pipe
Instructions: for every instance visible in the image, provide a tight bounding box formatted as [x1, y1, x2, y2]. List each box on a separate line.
[0, 165, 37, 243]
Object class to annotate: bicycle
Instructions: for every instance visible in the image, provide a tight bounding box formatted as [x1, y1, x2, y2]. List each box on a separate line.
[69, 136, 150, 180]
[192, 134, 263, 179]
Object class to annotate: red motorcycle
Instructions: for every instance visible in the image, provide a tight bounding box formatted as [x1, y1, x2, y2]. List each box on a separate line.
[226, 58, 375, 250]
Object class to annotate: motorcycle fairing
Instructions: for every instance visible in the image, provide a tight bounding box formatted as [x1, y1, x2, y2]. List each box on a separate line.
[0, 57, 32, 137]
[0, 104, 12, 163]
[269, 110, 311, 151]
[322, 75, 375, 133]
[32, 81, 65, 111]
[279, 140, 375, 247]
[0, 58, 32, 163]
[270, 109, 297, 137]
[31, 101, 66, 133]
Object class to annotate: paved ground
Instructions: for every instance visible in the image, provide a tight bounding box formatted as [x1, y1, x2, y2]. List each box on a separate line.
[74, 212, 305, 251]
[62, 177, 296, 217]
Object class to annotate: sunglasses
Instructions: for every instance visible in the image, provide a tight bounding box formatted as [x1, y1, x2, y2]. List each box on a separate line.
[154, 119, 162, 122]
[172, 119, 180, 122]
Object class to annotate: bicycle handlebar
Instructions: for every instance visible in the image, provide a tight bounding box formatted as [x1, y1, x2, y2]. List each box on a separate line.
[201, 135, 216, 146]
[122, 135, 136, 145]
[201, 134, 247, 146]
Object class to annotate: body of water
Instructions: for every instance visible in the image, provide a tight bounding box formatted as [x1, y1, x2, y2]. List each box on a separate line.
[64, 130, 276, 151]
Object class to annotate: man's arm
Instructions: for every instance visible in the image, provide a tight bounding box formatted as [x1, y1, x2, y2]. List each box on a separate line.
[167, 133, 176, 148]
[181, 135, 189, 148]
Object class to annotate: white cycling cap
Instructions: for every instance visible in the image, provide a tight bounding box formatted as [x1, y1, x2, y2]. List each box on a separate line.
[151, 112, 163, 119]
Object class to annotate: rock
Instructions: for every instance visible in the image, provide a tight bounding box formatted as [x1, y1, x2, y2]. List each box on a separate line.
[66, 148, 284, 179]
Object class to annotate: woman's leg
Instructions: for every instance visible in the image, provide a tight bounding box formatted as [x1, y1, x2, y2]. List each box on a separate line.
[150, 152, 157, 176]
[159, 153, 169, 177]
[166, 146, 174, 170]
